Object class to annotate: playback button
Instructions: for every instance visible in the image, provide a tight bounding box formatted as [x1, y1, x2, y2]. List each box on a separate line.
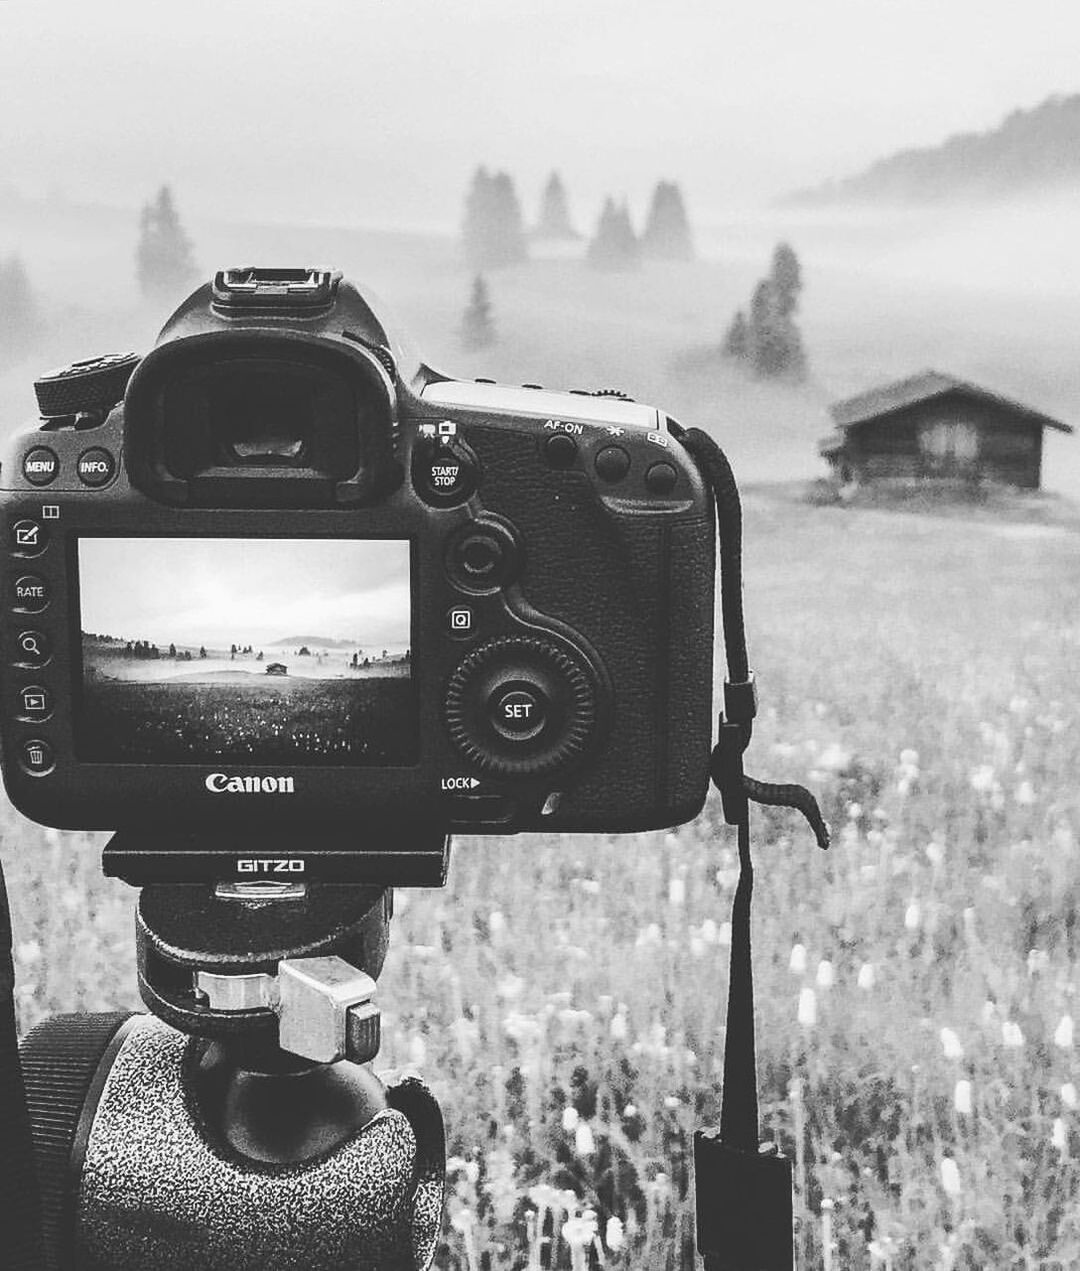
[17, 685, 51, 723]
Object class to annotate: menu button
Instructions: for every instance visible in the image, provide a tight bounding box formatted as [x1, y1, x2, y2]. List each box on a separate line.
[23, 448, 59, 486]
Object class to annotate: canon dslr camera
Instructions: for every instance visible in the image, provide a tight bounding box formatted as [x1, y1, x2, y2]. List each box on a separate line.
[0, 268, 715, 884]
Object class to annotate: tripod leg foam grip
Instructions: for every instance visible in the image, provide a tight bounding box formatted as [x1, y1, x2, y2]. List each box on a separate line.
[694, 1130, 794, 1271]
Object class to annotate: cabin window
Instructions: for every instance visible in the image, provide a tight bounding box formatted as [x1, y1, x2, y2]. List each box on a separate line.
[919, 419, 978, 463]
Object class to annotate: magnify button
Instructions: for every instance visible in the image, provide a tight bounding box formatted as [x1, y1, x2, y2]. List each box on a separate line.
[15, 629, 51, 668]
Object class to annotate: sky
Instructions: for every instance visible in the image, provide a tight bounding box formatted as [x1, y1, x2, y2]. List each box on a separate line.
[77, 538, 411, 649]
[2, 0, 1079, 233]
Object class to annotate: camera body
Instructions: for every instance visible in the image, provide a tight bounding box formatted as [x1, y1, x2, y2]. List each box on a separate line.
[0, 269, 715, 882]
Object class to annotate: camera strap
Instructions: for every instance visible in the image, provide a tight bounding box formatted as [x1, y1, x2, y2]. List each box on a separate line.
[676, 426, 829, 1271]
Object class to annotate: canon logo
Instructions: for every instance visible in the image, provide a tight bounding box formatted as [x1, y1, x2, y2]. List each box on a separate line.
[205, 773, 296, 794]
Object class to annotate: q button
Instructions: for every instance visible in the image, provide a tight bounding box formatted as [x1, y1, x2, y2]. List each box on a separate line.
[14, 629, 51, 669]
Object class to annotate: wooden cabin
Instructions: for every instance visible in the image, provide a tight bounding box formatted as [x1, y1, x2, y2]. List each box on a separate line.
[265, 662, 288, 676]
[819, 371, 1073, 489]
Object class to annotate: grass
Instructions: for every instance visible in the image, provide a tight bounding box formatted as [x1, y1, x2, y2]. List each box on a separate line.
[4, 490, 1079, 1268]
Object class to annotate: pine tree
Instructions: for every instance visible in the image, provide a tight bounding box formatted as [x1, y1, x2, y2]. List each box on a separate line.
[135, 185, 198, 300]
[533, 171, 579, 240]
[461, 167, 528, 269]
[586, 198, 640, 271]
[721, 310, 749, 360]
[461, 274, 495, 350]
[0, 254, 38, 352]
[641, 181, 695, 260]
[771, 242, 802, 318]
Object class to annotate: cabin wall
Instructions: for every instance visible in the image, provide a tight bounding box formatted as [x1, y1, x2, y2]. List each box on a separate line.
[833, 394, 1042, 488]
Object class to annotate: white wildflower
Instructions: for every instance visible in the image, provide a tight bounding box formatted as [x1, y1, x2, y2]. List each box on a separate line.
[668, 876, 686, 906]
[797, 987, 817, 1027]
[954, 1079, 972, 1116]
[857, 962, 875, 990]
[940, 1028, 963, 1061]
[847, 802, 862, 820]
[574, 1121, 596, 1156]
[904, 900, 921, 931]
[562, 1106, 579, 1132]
[1001, 1021, 1024, 1048]
[1052, 1118, 1068, 1152]
[700, 918, 718, 943]
[407, 1034, 427, 1067]
[816, 959, 835, 989]
[1062, 1082, 1078, 1110]
[970, 765, 996, 793]
[939, 1157, 962, 1198]
[1014, 780, 1035, 806]
[488, 910, 506, 935]
[605, 1215, 625, 1252]
[925, 841, 944, 868]
[789, 943, 807, 974]
[1055, 1015, 1074, 1048]
[610, 1012, 628, 1041]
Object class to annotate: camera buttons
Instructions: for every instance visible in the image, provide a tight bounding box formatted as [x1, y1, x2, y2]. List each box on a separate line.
[444, 518, 519, 594]
[23, 447, 60, 486]
[11, 519, 48, 558]
[12, 575, 50, 614]
[14, 629, 51, 668]
[645, 461, 679, 495]
[447, 605, 476, 638]
[413, 435, 480, 507]
[488, 683, 548, 742]
[20, 738, 54, 776]
[77, 447, 116, 488]
[542, 433, 578, 469]
[594, 445, 631, 483]
[17, 685, 51, 723]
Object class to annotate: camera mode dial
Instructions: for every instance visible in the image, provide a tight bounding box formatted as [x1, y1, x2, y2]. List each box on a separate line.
[444, 635, 597, 777]
[34, 352, 140, 419]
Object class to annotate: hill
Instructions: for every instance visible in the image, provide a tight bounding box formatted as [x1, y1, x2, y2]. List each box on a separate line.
[786, 93, 1080, 206]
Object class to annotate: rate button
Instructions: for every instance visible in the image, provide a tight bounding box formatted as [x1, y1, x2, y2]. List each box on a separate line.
[12, 575, 49, 614]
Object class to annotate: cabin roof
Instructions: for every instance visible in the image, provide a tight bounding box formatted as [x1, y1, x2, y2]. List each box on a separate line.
[829, 370, 1074, 435]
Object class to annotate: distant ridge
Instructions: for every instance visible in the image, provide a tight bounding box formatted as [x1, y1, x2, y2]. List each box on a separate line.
[784, 93, 1080, 206]
[272, 636, 354, 648]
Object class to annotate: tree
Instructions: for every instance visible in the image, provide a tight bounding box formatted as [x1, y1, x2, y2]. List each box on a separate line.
[169, 643, 177, 658]
[0, 254, 39, 353]
[299, 646, 311, 657]
[461, 167, 528, 269]
[641, 181, 695, 260]
[586, 198, 640, 271]
[460, 274, 495, 350]
[722, 310, 749, 360]
[533, 171, 579, 240]
[135, 185, 198, 301]
[199, 646, 207, 658]
[771, 242, 802, 318]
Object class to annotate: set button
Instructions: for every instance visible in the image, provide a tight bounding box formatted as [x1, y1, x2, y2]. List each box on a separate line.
[488, 682, 548, 741]
[12, 575, 49, 614]
[23, 447, 59, 486]
[77, 447, 115, 487]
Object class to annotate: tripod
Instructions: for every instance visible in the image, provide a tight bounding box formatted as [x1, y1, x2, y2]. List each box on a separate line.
[18, 872, 446, 1271]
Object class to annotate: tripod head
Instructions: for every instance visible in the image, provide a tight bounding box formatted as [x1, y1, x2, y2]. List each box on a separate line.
[20, 867, 447, 1271]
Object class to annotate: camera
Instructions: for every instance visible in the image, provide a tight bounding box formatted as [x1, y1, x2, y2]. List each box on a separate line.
[0, 267, 715, 885]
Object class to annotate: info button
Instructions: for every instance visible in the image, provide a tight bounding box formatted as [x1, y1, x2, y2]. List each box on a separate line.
[77, 447, 116, 488]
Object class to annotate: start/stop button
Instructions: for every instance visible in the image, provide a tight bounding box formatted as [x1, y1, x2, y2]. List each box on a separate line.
[413, 436, 480, 507]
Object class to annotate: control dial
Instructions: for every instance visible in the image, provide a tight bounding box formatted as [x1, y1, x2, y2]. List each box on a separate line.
[444, 635, 597, 777]
[34, 352, 140, 419]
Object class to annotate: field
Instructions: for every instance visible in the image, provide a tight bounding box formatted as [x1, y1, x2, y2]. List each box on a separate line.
[3, 196, 1080, 1266]
[5, 489, 1079, 1268]
[78, 673, 416, 765]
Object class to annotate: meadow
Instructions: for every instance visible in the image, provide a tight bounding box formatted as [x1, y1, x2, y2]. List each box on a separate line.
[4, 489, 1078, 1268]
[2, 195, 1080, 1267]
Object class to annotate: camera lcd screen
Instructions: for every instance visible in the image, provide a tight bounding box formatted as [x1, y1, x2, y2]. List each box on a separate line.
[76, 538, 415, 766]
